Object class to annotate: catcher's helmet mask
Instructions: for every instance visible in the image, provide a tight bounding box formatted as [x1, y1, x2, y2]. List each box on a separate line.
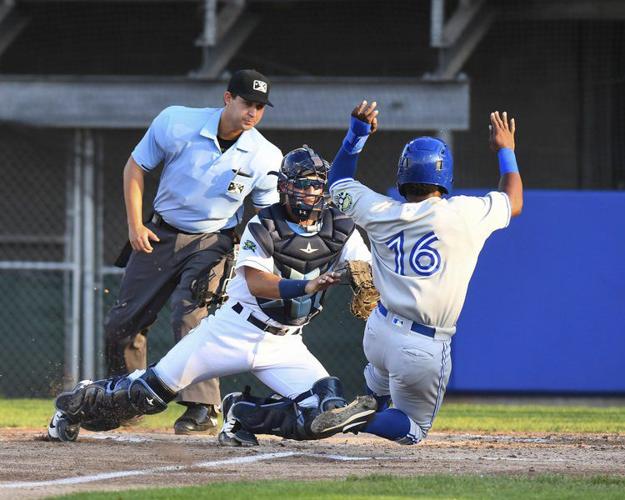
[397, 137, 454, 197]
[278, 145, 330, 226]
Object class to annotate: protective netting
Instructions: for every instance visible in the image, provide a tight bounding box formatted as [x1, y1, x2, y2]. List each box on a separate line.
[1, 1, 624, 398]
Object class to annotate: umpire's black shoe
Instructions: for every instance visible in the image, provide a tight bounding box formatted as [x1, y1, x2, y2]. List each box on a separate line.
[174, 403, 219, 435]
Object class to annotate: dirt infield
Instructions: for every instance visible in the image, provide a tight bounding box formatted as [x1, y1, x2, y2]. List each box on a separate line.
[1, 428, 624, 499]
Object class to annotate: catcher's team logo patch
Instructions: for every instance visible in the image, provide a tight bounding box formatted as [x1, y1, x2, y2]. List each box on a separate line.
[334, 191, 353, 212]
[253, 80, 268, 93]
[243, 240, 257, 252]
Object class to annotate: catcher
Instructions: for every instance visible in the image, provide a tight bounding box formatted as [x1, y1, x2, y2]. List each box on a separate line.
[48, 145, 380, 445]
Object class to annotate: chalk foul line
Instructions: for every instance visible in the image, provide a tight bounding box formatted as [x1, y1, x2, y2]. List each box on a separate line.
[0, 451, 379, 489]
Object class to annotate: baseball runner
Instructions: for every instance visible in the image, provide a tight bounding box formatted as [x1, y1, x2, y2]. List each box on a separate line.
[48, 146, 377, 445]
[104, 69, 281, 434]
[315, 101, 523, 444]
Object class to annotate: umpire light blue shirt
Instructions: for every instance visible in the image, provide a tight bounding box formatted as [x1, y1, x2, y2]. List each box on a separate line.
[132, 106, 282, 233]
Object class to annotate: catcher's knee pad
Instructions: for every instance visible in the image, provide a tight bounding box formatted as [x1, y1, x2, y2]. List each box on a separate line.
[55, 368, 175, 432]
[311, 376, 347, 411]
[133, 367, 177, 409]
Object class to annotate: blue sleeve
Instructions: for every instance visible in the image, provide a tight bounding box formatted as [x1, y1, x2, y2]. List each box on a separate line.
[328, 116, 372, 188]
[131, 108, 171, 171]
[328, 148, 358, 187]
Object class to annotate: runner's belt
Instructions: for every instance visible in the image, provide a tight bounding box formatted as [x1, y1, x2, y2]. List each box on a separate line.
[377, 302, 436, 339]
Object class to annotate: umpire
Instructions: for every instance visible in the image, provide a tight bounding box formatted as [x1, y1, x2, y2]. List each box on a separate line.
[105, 69, 282, 434]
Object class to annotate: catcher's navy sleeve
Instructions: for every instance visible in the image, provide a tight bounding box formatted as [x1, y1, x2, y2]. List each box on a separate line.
[329, 116, 371, 188]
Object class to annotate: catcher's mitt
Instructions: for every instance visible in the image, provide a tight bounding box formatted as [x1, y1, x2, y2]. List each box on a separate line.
[340, 260, 380, 321]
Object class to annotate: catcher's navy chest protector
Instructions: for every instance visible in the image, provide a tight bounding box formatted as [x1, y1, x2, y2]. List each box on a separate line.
[248, 204, 355, 326]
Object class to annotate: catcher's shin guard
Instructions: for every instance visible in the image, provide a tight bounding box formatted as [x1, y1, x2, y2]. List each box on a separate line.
[222, 385, 318, 441]
[52, 368, 175, 438]
[227, 377, 363, 442]
[231, 398, 318, 441]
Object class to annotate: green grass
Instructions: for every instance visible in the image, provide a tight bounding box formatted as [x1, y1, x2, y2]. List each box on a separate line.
[0, 398, 189, 430]
[2, 398, 624, 434]
[433, 403, 625, 434]
[55, 474, 625, 499]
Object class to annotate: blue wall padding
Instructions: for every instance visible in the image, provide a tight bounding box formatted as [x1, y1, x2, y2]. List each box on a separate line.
[444, 190, 625, 393]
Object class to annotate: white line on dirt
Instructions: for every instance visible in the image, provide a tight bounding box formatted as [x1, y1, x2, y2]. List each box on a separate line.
[0, 451, 381, 489]
[89, 433, 150, 443]
[479, 456, 568, 462]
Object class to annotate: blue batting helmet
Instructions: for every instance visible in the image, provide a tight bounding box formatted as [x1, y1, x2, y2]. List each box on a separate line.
[396, 137, 453, 195]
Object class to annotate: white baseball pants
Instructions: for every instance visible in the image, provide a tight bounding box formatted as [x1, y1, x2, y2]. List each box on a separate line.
[154, 301, 329, 406]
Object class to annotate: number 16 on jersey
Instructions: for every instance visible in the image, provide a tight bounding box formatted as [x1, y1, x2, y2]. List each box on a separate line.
[385, 231, 442, 277]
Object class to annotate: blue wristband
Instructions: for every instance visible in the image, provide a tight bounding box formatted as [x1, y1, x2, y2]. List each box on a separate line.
[342, 116, 371, 154]
[278, 279, 309, 299]
[498, 148, 519, 174]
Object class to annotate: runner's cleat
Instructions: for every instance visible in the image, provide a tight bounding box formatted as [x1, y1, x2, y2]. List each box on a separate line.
[310, 395, 377, 435]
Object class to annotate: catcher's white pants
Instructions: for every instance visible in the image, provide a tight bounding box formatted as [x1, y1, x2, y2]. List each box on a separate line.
[154, 300, 328, 406]
[363, 306, 452, 439]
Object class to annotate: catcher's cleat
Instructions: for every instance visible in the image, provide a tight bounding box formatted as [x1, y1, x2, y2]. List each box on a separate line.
[218, 428, 259, 447]
[217, 392, 259, 447]
[47, 379, 93, 442]
[48, 411, 81, 442]
[310, 395, 377, 435]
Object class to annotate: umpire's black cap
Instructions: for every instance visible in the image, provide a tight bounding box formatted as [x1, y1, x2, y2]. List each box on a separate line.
[227, 69, 273, 107]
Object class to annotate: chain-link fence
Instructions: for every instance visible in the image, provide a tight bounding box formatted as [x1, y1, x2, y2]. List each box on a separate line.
[0, 127, 70, 397]
[0, 126, 430, 399]
[1, 1, 624, 399]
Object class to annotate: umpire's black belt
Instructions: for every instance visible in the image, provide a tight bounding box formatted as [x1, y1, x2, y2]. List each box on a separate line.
[152, 213, 236, 238]
[232, 302, 295, 336]
[377, 302, 437, 339]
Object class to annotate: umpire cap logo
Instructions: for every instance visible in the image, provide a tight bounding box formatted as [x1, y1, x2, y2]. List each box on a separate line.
[253, 80, 268, 93]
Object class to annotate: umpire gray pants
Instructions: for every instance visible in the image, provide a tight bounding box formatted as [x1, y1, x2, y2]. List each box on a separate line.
[104, 221, 233, 406]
